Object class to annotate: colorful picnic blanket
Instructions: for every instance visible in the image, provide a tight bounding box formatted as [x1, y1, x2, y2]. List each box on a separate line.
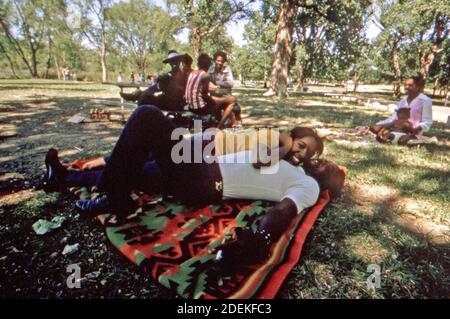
[70, 160, 330, 299]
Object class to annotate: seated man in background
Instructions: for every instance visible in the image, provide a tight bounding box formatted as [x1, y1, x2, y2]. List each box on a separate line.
[370, 76, 432, 144]
[185, 53, 237, 128]
[121, 51, 192, 112]
[209, 51, 242, 127]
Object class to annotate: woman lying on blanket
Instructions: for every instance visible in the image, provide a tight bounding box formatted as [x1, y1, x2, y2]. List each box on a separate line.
[42, 106, 345, 266]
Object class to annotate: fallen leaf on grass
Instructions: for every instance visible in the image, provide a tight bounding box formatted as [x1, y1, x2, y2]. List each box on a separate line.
[32, 216, 66, 235]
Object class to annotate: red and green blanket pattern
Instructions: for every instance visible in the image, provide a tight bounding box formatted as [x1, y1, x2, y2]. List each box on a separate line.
[69, 159, 330, 299]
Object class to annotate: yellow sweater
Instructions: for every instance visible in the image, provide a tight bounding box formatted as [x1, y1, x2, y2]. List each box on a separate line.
[214, 128, 280, 156]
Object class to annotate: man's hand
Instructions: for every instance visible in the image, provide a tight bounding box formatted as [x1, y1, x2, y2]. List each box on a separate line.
[252, 133, 293, 169]
[208, 82, 219, 92]
[252, 144, 273, 169]
[214, 227, 264, 267]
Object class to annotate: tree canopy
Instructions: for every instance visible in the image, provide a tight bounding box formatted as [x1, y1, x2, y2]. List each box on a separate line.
[0, 0, 448, 95]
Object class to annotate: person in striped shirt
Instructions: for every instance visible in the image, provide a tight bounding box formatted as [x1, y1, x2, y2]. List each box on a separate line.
[185, 53, 237, 129]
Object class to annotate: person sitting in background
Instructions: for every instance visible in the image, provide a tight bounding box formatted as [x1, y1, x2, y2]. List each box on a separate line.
[147, 74, 157, 86]
[209, 51, 234, 95]
[186, 53, 237, 129]
[121, 51, 192, 112]
[208, 51, 242, 127]
[370, 76, 432, 144]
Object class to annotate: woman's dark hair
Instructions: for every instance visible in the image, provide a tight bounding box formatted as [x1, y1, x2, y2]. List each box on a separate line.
[213, 51, 228, 62]
[290, 127, 324, 158]
[303, 159, 346, 199]
[197, 53, 212, 71]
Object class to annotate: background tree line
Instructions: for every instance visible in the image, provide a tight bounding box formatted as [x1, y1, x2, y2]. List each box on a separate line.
[0, 0, 448, 97]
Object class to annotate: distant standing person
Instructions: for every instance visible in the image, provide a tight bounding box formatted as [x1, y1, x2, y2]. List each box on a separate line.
[130, 72, 135, 83]
[208, 51, 242, 126]
[147, 74, 156, 86]
[117, 72, 123, 83]
[63, 67, 70, 81]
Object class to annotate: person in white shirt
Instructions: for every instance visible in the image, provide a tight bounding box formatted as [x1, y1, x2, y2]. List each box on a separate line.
[42, 106, 346, 267]
[208, 51, 242, 126]
[370, 76, 433, 144]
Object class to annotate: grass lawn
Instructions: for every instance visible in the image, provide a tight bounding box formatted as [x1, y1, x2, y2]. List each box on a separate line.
[0, 79, 449, 298]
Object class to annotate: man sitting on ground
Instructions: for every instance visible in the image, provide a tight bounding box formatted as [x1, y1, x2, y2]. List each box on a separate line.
[369, 76, 433, 145]
[208, 51, 242, 127]
[121, 51, 192, 112]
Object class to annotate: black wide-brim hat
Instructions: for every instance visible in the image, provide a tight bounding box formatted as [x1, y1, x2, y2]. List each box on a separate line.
[163, 51, 186, 64]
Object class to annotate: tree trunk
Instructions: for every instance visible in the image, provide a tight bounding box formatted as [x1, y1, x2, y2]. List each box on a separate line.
[100, 46, 108, 82]
[54, 56, 61, 80]
[44, 37, 52, 79]
[269, 0, 298, 98]
[419, 44, 439, 80]
[6, 56, 19, 78]
[433, 78, 439, 96]
[439, 81, 447, 98]
[30, 47, 39, 78]
[0, 18, 34, 77]
[353, 70, 360, 93]
[263, 69, 268, 89]
[0, 42, 19, 78]
[294, 63, 304, 91]
[192, 28, 202, 58]
[391, 42, 401, 97]
[137, 59, 145, 79]
[419, 13, 448, 80]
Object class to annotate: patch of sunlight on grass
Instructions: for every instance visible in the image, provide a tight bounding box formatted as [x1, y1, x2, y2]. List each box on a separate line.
[344, 234, 392, 264]
[14, 191, 61, 217]
[0, 189, 35, 207]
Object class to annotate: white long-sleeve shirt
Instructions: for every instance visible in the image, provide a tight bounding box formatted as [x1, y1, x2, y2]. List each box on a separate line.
[218, 151, 320, 213]
[377, 93, 433, 133]
[208, 65, 234, 89]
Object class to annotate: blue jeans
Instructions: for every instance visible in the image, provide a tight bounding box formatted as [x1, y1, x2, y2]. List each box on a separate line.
[65, 156, 162, 194]
[94, 105, 222, 210]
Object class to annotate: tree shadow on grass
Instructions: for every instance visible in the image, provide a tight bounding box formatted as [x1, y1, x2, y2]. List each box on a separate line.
[279, 195, 450, 298]
[0, 95, 126, 181]
[241, 97, 389, 129]
[332, 143, 449, 203]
